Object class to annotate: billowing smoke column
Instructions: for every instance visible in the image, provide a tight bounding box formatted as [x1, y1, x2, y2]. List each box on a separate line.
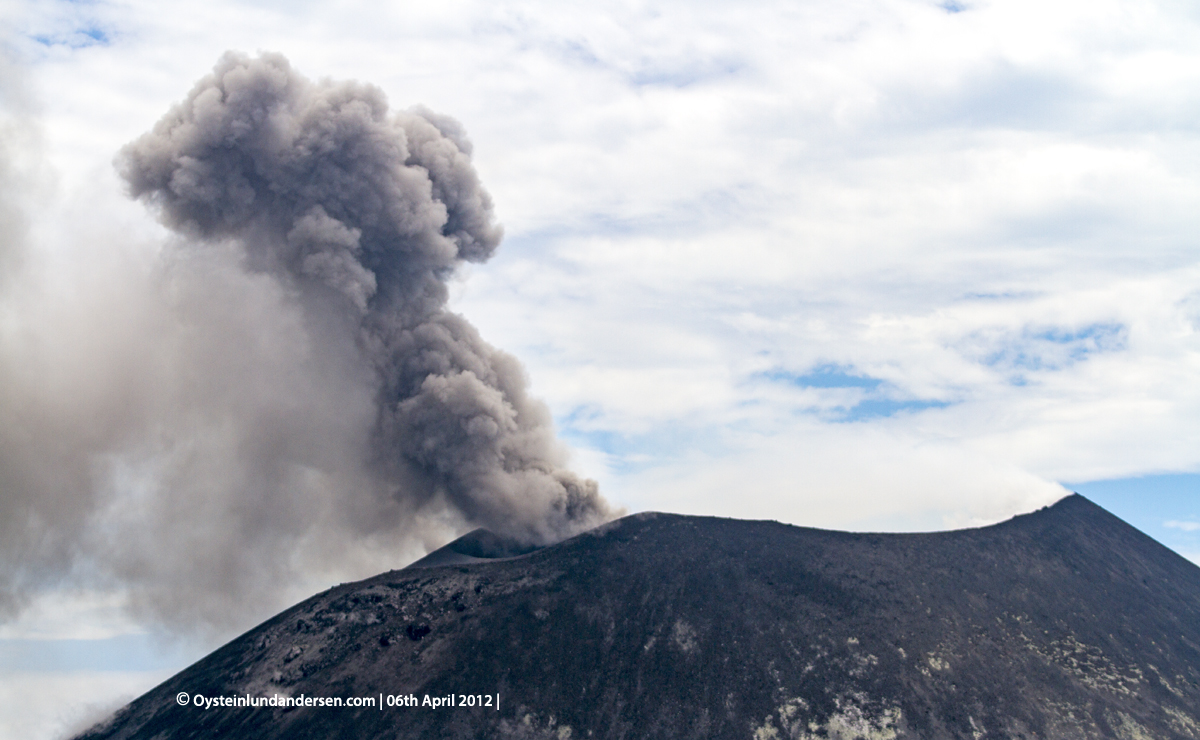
[119, 52, 613, 544]
[0, 51, 613, 632]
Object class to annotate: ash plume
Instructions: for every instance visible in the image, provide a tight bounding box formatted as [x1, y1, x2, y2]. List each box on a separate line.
[118, 50, 613, 542]
[0, 51, 614, 631]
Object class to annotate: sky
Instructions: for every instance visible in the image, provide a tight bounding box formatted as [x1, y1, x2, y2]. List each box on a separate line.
[3, 0, 1200, 736]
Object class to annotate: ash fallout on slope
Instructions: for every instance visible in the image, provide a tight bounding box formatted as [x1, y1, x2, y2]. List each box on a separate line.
[119, 52, 615, 545]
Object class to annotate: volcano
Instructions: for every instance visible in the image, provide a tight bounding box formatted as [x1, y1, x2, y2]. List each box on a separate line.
[77, 495, 1200, 739]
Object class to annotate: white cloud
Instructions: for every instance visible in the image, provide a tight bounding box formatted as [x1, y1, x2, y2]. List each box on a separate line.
[2, 0, 1195, 560]
[6, 0, 1200, 725]
[1165, 520, 1200, 532]
[0, 669, 174, 740]
[0, 591, 140, 641]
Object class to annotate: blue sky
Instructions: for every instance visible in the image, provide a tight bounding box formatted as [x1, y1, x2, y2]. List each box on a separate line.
[3, 0, 1200, 736]
[1067, 473, 1200, 563]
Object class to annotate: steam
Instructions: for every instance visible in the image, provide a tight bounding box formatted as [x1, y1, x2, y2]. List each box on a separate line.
[0, 52, 615, 630]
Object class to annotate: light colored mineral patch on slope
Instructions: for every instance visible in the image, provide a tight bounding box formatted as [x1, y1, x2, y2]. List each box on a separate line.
[1039, 698, 1096, 736]
[843, 637, 879, 678]
[753, 693, 901, 740]
[1022, 634, 1143, 696]
[671, 620, 698, 654]
[968, 715, 983, 740]
[498, 710, 574, 739]
[1111, 711, 1156, 740]
[1164, 705, 1200, 738]
[1148, 664, 1188, 700]
[753, 698, 809, 740]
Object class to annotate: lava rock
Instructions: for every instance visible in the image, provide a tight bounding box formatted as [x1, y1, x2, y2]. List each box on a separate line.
[75, 495, 1200, 739]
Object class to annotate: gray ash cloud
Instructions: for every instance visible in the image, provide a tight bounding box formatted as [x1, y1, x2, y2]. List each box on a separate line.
[119, 51, 613, 543]
[0, 51, 614, 631]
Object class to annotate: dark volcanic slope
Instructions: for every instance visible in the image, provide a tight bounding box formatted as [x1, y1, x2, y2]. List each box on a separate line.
[80, 495, 1200, 739]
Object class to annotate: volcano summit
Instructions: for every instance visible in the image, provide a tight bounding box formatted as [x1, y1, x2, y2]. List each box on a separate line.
[78, 495, 1200, 739]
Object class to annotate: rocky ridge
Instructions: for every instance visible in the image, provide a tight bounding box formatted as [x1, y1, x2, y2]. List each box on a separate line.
[78, 495, 1200, 739]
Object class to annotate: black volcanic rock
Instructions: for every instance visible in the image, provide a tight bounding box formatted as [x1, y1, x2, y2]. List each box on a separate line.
[78, 495, 1200, 739]
[404, 528, 545, 569]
